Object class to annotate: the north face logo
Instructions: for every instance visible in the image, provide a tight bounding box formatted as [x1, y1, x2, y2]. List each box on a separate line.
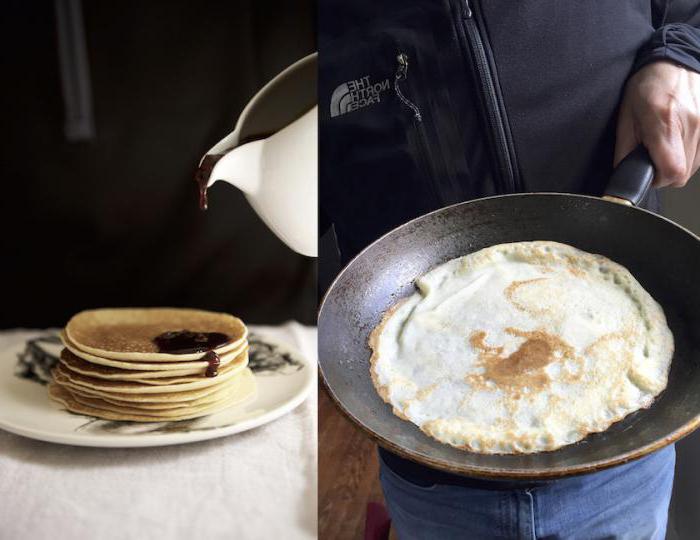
[330, 75, 390, 117]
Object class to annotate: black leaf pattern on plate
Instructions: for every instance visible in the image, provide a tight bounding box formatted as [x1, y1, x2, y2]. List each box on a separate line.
[247, 333, 304, 375]
[15, 335, 62, 385]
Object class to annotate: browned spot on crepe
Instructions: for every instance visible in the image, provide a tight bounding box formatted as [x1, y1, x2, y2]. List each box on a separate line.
[469, 331, 504, 356]
[567, 266, 585, 277]
[584, 329, 632, 356]
[583, 329, 636, 385]
[503, 278, 551, 316]
[467, 328, 581, 394]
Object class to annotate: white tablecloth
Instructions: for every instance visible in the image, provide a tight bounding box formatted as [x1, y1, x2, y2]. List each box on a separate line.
[0, 323, 317, 540]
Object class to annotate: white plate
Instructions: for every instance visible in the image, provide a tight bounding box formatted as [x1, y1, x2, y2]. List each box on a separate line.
[0, 332, 314, 447]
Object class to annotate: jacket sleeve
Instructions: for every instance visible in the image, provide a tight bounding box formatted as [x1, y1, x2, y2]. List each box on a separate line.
[634, 1, 700, 73]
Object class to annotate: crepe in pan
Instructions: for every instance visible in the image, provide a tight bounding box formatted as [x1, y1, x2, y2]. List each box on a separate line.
[369, 241, 674, 454]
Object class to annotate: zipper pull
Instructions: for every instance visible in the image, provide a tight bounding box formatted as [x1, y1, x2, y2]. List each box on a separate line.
[464, 0, 472, 18]
[396, 53, 408, 80]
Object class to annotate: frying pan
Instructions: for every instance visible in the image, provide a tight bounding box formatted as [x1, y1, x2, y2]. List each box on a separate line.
[319, 146, 700, 479]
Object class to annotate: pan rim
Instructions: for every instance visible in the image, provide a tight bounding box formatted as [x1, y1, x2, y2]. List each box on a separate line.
[318, 191, 700, 479]
[319, 191, 699, 315]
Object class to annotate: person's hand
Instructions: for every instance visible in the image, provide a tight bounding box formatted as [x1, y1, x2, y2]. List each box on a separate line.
[615, 61, 700, 187]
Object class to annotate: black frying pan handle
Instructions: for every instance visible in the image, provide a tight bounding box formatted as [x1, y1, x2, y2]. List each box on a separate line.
[604, 145, 655, 206]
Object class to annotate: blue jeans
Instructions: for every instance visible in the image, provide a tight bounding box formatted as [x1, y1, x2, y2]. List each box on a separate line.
[379, 445, 675, 540]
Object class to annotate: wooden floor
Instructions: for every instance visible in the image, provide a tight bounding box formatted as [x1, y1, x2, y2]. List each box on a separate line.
[319, 382, 386, 540]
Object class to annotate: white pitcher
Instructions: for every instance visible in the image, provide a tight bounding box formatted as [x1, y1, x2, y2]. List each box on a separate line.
[199, 53, 317, 257]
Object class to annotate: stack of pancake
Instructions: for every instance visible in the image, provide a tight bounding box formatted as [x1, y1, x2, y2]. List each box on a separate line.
[48, 308, 256, 422]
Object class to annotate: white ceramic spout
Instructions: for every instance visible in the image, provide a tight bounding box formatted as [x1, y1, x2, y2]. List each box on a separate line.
[206, 107, 318, 257]
[208, 139, 264, 196]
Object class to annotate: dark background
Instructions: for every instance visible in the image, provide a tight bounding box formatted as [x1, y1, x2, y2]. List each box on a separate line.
[0, 0, 316, 329]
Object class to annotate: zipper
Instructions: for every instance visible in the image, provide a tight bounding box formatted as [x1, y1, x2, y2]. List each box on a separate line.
[394, 53, 423, 122]
[394, 52, 445, 207]
[460, 0, 521, 193]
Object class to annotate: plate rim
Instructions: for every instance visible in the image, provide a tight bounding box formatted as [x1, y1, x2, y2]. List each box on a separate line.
[0, 334, 315, 448]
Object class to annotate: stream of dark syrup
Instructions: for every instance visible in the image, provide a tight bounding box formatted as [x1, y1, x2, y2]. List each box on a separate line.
[194, 154, 226, 211]
[202, 351, 221, 377]
[153, 330, 231, 378]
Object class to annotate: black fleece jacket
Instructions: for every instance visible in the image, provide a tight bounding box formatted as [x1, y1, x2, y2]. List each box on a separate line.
[320, 0, 700, 260]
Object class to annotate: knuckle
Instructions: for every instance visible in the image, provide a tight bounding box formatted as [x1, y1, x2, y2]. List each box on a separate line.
[676, 101, 700, 124]
[652, 150, 687, 183]
[659, 104, 677, 126]
[666, 162, 686, 181]
[672, 177, 689, 188]
[643, 92, 667, 109]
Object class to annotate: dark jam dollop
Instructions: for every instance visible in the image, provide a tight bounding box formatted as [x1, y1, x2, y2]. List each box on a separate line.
[153, 330, 231, 378]
[194, 154, 226, 211]
[153, 330, 231, 353]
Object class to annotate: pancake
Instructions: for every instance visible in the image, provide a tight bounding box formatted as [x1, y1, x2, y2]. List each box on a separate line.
[370, 241, 674, 454]
[60, 331, 247, 371]
[58, 347, 244, 380]
[51, 369, 243, 403]
[96, 383, 240, 410]
[54, 348, 248, 394]
[49, 369, 256, 421]
[65, 308, 247, 361]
